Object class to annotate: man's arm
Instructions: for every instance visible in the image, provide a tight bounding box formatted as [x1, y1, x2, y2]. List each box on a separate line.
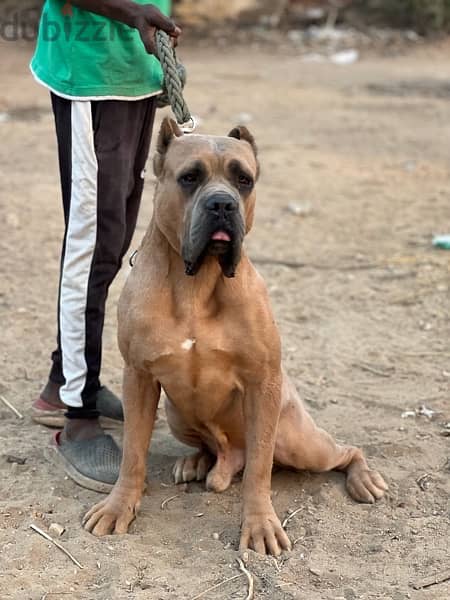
[70, 1, 181, 54]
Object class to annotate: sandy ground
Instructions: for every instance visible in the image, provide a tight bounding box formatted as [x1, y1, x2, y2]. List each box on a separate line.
[0, 36, 449, 600]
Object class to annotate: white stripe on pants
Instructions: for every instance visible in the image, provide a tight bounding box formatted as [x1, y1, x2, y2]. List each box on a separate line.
[59, 101, 98, 407]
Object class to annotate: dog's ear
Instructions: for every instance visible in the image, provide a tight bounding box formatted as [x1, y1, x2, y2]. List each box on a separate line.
[154, 117, 183, 177]
[228, 126, 258, 158]
[228, 125, 259, 179]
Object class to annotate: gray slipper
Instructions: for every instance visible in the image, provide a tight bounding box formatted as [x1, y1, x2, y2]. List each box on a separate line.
[46, 431, 122, 494]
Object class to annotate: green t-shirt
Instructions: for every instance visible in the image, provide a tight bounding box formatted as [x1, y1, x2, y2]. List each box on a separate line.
[30, 0, 170, 99]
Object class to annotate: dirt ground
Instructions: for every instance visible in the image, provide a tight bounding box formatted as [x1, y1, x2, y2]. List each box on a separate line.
[0, 35, 449, 600]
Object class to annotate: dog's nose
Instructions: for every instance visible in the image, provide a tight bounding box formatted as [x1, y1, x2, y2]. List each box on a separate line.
[205, 193, 238, 214]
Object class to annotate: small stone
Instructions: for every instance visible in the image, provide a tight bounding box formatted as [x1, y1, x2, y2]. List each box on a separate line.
[309, 567, 321, 576]
[49, 523, 65, 537]
[286, 202, 312, 216]
[212, 532, 220, 540]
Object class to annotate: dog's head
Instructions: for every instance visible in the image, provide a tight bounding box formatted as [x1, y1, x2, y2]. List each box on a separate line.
[153, 117, 259, 277]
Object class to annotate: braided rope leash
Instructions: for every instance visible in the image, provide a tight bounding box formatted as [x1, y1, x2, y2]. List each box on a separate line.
[155, 30, 195, 132]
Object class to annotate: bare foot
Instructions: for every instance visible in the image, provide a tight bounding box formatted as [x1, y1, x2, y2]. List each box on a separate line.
[61, 417, 104, 442]
[40, 379, 64, 408]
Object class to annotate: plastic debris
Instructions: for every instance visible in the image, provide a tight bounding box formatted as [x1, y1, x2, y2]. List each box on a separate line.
[330, 49, 359, 65]
[401, 410, 416, 419]
[418, 405, 437, 419]
[401, 405, 438, 419]
[432, 234, 450, 250]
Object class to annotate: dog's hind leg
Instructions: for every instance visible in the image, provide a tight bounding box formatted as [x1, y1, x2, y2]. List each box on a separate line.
[205, 438, 245, 493]
[172, 445, 244, 491]
[275, 374, 388, 503]
[173, 451, 215, 484]
[165, 397, 215, 485]
[166, 399, 244, 491]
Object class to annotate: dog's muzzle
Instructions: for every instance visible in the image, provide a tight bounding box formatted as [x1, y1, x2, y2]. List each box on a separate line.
[182, 189, 245, 278]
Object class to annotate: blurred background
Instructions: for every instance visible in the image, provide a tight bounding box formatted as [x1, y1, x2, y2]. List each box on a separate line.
[2, 0, 450, 33]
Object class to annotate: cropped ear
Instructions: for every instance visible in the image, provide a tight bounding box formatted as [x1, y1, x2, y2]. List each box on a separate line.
[153, 117, 183, 177]
[228, 125, 259, 180]
[228, 125, 258, 158]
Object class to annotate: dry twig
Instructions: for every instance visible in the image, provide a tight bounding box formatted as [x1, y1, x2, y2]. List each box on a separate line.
[251, 257, 379, 271]
[271, 556, 281, 571]
[412, 568, 450, 590]
[0, 395, 23, 419]
[353, 362, 393, 378]
[237, 557, 255, 600]
[30, 524, 83, 569]
[190, 574, 244, 600]
[402, 351, 450, 358]
[282, 506, 303, 529]
[160, 494, 179, 510]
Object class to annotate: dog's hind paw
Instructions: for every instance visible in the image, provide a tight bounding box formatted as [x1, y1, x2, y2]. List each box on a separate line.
[173, 451, 214, 484]
[346, 467, 388, 504]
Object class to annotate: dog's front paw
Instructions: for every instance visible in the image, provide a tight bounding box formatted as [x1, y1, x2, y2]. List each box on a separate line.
[240, 509, 292, 556]
[82, 487, 142, 536]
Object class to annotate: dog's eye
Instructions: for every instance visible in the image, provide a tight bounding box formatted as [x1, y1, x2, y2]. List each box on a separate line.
[237, 174, 253, 188]
[179, 172, 199, 186]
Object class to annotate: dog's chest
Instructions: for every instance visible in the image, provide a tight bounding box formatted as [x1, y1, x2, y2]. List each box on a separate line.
[138, 322, 243, 410]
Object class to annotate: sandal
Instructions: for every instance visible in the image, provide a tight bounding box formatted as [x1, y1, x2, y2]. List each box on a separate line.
[45, 431, 121, 493]
[32, 386, 124, 428]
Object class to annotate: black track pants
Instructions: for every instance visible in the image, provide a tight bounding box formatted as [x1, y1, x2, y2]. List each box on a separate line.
[49, 92, 156, 418]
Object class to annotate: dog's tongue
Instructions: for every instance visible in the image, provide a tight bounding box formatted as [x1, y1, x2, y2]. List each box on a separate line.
[211, 230, 231, 242]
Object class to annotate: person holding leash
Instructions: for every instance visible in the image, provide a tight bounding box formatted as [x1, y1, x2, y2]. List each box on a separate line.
[30, 0, 180, 491]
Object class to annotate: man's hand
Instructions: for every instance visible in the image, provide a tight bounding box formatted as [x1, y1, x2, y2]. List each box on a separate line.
[133, 5, 181, 54]
[71, 1, 181, 55]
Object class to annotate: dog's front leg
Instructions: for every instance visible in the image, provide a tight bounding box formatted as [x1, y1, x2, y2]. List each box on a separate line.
[83, 365, 160, 535]
[240, 371, 291, 556]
